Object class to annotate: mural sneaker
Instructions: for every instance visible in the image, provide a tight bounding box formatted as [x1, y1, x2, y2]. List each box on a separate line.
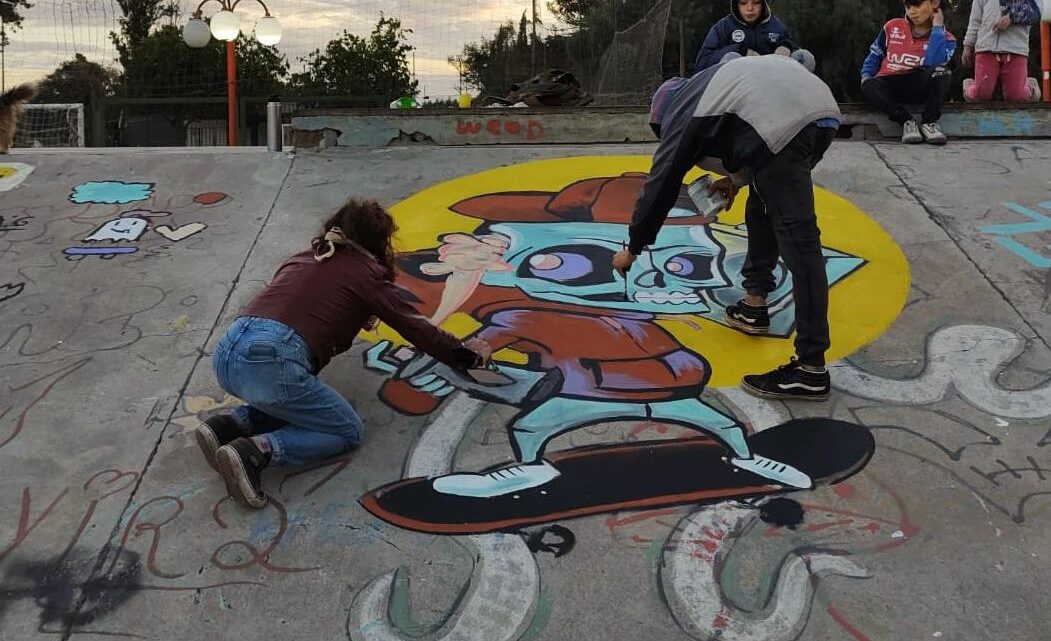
[901, 120, 923, 144]
[433, 460, 561, 498]
[731, 455, 813, 489]
[195, 413, 250, 471]
[725, 301, 770, 335]
[920, 122, 947, 146]
[741, 359, 830, 401]
[216, 438, 270, 509]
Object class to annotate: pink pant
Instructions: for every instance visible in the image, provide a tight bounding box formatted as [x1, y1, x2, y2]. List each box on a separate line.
[965, 52, 1033, 101]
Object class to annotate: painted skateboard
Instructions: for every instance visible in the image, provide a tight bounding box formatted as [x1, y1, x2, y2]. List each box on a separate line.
[360, 418, 875, 534]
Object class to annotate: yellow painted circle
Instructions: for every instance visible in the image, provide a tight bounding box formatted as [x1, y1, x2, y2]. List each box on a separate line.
[0, 166, 17, 179]
[375, 155, 909, 387]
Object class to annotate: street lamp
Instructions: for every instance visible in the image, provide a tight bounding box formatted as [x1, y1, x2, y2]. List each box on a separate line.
[182, 0, 282, 146]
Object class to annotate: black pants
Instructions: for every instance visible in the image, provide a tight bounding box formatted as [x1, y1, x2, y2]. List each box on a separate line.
[861, 67, 952, 125]
[740, 124, 835, 367]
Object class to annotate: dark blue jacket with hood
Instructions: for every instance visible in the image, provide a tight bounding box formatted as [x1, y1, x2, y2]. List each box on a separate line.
[694, 0, 799, 72]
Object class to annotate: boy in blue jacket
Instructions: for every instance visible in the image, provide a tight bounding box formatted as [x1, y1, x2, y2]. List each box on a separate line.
[695, 0, 815, 73]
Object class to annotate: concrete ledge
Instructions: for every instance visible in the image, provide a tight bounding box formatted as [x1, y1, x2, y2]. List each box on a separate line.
[291, 107, 656, 148]
[290, 103, 1051, 148]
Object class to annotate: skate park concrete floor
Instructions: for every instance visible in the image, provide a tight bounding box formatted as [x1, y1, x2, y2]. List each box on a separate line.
[0, 141, 1049, 641]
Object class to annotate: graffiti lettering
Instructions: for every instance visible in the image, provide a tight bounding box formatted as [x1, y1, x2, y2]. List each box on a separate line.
[454, 117, 545, 140]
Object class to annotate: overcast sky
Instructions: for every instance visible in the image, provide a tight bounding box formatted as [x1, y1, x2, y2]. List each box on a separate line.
[2, 0, 547, 97]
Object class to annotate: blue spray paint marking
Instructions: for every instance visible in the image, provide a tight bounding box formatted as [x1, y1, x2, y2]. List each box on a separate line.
[70, 181, 154, 204]
[64, 247, 139, 256]
[980, 201, 1051, 269]
[973, 111, 1036, 137]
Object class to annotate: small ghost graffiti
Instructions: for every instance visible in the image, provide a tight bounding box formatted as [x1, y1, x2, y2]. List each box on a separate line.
[84, 217, 149, 243]
[64, 216, 149, 259]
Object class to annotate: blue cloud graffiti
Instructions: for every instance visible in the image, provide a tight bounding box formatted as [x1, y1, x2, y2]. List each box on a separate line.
[70, 181, 155, 205]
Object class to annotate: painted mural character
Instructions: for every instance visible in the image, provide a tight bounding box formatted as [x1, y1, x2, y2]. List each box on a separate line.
[83, 216, 150, 243]
[365, 173, 863, 497]
[614, 54, 842, 403]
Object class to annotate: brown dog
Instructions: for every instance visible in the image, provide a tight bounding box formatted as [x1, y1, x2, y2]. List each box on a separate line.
[0, 84, 38, 153]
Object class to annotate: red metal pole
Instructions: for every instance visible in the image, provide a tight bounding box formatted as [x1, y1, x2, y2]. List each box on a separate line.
[1042, 22, 1050, 102]
[226, 40, 238, 145]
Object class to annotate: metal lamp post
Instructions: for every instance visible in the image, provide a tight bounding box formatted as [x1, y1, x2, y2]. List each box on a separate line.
[182, 0, 281, 146]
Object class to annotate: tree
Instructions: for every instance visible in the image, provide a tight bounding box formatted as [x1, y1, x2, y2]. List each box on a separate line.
[291, 16, 416, 105]
[450, 12, 569, 98]
[111, 0, 179, 68]
[0, 0, 32, 47]
[36, 54, 120, 104]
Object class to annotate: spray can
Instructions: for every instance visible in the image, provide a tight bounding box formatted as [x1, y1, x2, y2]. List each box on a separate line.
[686, 175, 729, 219]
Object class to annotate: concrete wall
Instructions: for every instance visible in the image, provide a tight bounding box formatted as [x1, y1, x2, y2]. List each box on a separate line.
[291, 104, 1051, 148]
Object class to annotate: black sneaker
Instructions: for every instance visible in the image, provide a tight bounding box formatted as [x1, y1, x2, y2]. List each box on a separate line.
[195, 413, 250, 471]
[725, 301, 770, 335]
[216, 438, 270, 509]
[741, 359, 830, 401]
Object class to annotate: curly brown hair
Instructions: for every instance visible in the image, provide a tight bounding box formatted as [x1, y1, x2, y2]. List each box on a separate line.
[312, 199, 398, 279]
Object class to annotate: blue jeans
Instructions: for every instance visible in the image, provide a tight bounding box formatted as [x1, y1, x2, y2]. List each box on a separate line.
[212, 316, 364, 466]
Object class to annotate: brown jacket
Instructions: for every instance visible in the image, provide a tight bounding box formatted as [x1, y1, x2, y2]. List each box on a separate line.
[243, 247, 468, 371]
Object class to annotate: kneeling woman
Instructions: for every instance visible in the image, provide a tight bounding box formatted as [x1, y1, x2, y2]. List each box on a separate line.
[197, 199, 491, 508]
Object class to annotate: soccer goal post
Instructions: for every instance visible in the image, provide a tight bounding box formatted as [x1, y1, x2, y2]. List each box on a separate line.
[14, 104, 87, 148]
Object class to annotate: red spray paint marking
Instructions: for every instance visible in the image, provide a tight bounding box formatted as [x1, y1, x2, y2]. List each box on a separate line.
[827, 606, 873, 641]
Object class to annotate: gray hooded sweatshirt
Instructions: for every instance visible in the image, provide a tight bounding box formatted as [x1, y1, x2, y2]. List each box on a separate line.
[964, 0, 1040, 55]
[628, 55, 839, 255]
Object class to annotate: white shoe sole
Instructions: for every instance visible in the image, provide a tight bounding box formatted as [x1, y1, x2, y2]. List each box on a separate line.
[725, 313, 770, 335]
[194, 423, 221, 471]
[740, 380, 829, 402]
[216, 446, 267, 509]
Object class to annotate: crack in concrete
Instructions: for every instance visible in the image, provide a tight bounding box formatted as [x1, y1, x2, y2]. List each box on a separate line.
[870, 143, 1051, 354]
[60, 156, 298, 641]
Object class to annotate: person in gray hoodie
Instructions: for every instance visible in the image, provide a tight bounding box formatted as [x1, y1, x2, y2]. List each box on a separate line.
[612, 55, 840, 404]
[962, 0, 1042, 101]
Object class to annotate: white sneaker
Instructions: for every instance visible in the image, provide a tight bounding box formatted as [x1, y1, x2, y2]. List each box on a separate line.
[1026, 77, 1041, 102]
[919, 122, 947, 145]
[432, 460, 561, 497]
[901, 120, 923, 144]
[731, 455, 813, 489]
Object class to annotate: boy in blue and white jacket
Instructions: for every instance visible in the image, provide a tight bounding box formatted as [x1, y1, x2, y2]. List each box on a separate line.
[695, 0, 815, 73]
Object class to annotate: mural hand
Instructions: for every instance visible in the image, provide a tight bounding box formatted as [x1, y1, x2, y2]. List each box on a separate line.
[364, 340, 413, 375]
[408, 372, 457, 397]
[421, 233, 511, 275]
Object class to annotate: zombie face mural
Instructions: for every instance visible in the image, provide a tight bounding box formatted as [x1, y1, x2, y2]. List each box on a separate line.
[360, 157, 906, 509]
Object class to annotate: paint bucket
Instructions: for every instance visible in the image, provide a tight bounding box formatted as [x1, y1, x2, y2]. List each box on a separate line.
[457, 93, 473, 109]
